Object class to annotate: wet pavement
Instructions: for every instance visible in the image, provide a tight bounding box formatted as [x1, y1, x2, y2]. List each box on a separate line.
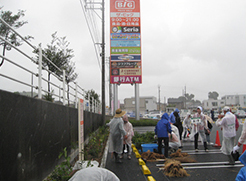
[105, 121, 245, 181]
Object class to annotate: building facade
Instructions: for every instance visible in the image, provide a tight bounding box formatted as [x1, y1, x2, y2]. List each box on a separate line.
[221, 95, 246, 108]
[203, 94, 246, 110]
[124, 96, 157, 115]
[203, 99, 225, 110]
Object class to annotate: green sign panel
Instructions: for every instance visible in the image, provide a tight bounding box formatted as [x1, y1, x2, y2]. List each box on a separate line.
[111, 47, 141, 54]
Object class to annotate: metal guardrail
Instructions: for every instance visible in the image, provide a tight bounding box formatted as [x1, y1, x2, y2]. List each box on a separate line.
[0, 17, 101, 113]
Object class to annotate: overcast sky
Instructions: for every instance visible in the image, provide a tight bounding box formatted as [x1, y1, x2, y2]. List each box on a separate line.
[1, 0, 246, 105]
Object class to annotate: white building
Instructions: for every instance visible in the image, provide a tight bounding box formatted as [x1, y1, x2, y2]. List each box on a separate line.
[203, 94, 246, 110]
[124, 96, 157, 114]
[221, 94, 246, 107]
[203, 99, 225, 110]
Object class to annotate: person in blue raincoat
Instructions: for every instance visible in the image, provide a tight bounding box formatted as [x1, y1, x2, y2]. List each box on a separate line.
[169, 108, 179, 124]
[154, 113, 172, 158]
[235, 150, 246, 180]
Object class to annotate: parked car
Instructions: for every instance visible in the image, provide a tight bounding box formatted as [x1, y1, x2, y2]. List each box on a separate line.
[235, 110, 246, 119]
[143, 112, 162, 119]
[127, 112, 143, 118]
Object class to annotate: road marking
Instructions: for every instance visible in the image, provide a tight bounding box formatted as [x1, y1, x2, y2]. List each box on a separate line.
[187, 151, 221, 155]
[183, 164, 243, 169]
[156, 161, 241, 167]
[182, 149, 221, 153]
[159, 164, 243, 170]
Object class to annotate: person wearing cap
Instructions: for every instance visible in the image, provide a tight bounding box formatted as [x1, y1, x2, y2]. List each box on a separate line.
[154, 113, 172, 158]
[216, 106, 236, 165]
[107, 108, 127, 163]
[193, 106, 210, 152]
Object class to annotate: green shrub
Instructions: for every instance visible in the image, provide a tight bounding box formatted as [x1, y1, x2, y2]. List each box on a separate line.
[132, 131, 156, 151]
[129, 119, 158, 126]
[84, 125, 109, 162]
[44, 148, 72, 181]
[106, 118, 158, 127]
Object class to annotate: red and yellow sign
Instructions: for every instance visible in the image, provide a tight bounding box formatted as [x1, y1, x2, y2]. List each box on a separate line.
[110, 0, 142, 84]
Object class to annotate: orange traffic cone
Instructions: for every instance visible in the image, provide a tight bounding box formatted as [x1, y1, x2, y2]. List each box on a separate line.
[243, 144, 246, 153]
[213, 130, 221, 147]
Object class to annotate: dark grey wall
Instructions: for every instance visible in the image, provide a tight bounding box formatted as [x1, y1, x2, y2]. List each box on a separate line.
[0, 89, 105, 181]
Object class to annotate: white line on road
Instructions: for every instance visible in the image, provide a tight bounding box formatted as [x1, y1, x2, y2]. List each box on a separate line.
[156, 161, 241, 167]
[182, 149, 221, 152]
[159, 164, 243, 170]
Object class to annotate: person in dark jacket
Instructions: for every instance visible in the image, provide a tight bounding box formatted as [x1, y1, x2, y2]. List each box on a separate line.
[173, 108, 183, 143]
[154, 113, 172, 158]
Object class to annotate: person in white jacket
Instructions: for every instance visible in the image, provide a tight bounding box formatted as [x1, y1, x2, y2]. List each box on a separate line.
[69, 167, 120, 181]
[169, 120, 181, 150]
[107, 109, 127, 163]
[191, 106, 210, 152]
[183, 112, 192, 139]
[216, 106, 236, 165]
[121, 114, 134, 159]
[233, 120, 246, 153]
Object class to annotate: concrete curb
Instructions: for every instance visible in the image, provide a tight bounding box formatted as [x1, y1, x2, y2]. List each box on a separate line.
[100, 137, 109, 168]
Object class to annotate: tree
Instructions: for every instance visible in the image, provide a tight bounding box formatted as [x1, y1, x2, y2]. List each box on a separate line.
[0, 8, 33, 66]
[177, 96, 186, 102]
[208, 91, 219, 100]
[184, 93, 194, 102]
[35, 32, 77, 105]
[65, 61, 78, 105]
[36, 32, 73, 92]
[84, 89, 100, 112]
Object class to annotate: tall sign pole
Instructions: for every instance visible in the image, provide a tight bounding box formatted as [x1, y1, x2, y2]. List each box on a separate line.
[102, 0, 105, 124]
[110, 0, 142, 119]
[78, 99, 84, 161]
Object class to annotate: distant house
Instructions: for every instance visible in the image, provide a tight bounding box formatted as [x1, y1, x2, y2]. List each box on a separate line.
[203, 99, 225, 110]
[124, 96, 157, 115]
[203, 94, 246, 110]
[221, 95, 246, 107]
[167, 98, 185, 110]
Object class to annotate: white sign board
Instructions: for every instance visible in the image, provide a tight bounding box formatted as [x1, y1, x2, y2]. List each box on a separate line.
[191, 117, 202, 125]
[78, 99, 84, 161]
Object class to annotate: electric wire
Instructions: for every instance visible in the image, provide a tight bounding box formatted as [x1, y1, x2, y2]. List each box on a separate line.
[79, 0, 101, 72]
[82, 0, 101, 68]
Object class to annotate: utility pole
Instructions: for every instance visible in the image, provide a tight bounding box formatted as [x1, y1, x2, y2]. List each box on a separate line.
[101, 0, 105, 123]
[108, 57, 112, 115]
[184, 85, 186, 109]
[158, 85, 160, 111]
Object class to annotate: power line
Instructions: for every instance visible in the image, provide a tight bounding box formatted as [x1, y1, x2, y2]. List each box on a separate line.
[79, 0, 101, 72]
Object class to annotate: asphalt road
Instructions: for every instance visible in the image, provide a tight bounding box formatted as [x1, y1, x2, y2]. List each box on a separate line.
[133, 119, 245, 181]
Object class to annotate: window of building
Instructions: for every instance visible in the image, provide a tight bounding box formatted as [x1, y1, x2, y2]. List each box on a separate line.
[212, 102, 218, 106]
[132, 101, 135, 105]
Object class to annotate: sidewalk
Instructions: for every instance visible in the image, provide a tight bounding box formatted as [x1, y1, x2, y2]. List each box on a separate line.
[104, 127, 154, 181]
[105, 152, 147, 181]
